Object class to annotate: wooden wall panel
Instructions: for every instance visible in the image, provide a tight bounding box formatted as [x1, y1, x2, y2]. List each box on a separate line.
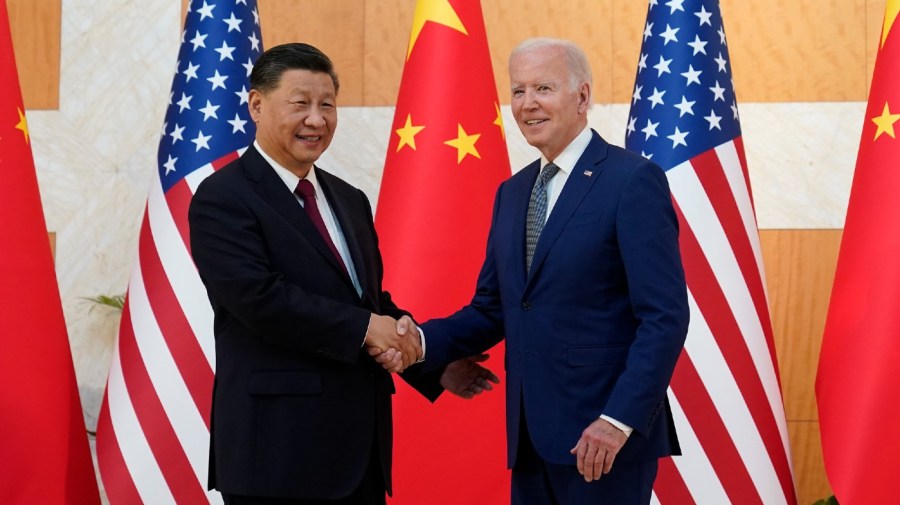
[867, 0, 887, 92]
[724, 0, 867, 103]
[481, 0, 613, 106]
[760, 229, 841, 421]
[7, 0, 61, 109]
[362, 0, 415, 106]
[788, 420, 831, 504]
[760, 229, 841, 503]
[611, 1, 652, 104]
[259, 0, 366, 105]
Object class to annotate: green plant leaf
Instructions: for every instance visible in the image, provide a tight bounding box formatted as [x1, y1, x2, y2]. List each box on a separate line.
[82, 294, 125, 311]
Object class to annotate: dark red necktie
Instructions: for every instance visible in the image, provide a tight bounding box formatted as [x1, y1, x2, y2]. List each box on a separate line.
[295, 179, 348, 276]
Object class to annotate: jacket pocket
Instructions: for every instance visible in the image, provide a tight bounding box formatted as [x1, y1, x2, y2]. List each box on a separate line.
[247, 370, 323, 395]
[567, 344, 630, 367]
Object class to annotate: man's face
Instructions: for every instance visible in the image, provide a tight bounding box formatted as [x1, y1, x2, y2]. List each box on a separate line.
[509, 46, 589, 161]
[249, 69, 337, 176]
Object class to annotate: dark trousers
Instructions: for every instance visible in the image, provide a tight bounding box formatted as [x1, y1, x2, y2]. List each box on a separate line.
[222, 442, 386, 505]
[512, 411, 658, 505]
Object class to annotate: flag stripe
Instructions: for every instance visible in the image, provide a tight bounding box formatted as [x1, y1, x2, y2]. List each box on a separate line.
[654, 456, 696, 505]
[682, 285, 786, 504]
[96, 394, 143, 505]
[148, 177, 216, 369]
[127, 255, 212, 490]
[669, 352, 761, 504]
[670, 159, 794, 500]
[165, 179, 197, 257]
[139, 211, 214, 426]
[117, 307, 209, 504]
[665, 389, 727, 504]
[703, 143, 781, 389]
[104, 319, 177, 504]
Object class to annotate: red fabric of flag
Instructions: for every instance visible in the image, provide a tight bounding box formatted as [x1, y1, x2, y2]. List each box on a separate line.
[0, 2, 100, 503]
[375, 0, 511, 503]
[816, 3, 900, 503]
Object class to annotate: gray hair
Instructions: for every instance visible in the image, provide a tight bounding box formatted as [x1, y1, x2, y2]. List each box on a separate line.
[510, 38, 592, 106]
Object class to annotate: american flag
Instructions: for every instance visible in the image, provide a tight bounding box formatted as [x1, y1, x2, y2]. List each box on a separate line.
[95, 1, 261, 503]
[625, 1, 797, 504]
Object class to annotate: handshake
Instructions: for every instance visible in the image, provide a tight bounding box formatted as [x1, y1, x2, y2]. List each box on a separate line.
[363, 314, 423, 372]
[364, 314, 500, 399]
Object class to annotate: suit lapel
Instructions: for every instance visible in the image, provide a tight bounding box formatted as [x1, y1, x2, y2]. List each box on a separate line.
[318, 170, 372, 296]
[525, 132, 609, 287]
[243, 147, 353, 284]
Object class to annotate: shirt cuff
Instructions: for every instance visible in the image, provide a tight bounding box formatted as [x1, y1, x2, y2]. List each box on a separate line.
[599, 415, 633, 437]
[416, 326, 426, 363]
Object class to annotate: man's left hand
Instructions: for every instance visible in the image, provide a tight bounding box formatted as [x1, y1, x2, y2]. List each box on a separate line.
[569, 417, 628, 482]
[440, 354, 500, 399]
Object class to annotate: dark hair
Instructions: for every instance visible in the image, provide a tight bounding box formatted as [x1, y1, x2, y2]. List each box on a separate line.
[250, 43, 340, 95]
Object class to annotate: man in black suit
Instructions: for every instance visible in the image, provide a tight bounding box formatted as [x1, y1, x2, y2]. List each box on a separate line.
[189, 43, 493, 505]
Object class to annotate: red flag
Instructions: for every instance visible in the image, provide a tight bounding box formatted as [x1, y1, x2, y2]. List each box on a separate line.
[0, 2, 100, 503]
[375, 0, 511, 503]
[816, 2, 900, 503]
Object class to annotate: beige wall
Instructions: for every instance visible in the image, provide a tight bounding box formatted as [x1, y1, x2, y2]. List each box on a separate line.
[12, 1, 884, 502]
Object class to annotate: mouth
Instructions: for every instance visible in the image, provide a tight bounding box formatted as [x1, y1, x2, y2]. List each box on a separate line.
[295, 134, 321, 142]
[524, 119, 547, 126]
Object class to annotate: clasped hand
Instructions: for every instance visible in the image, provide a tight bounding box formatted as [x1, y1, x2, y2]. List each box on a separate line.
[364, 314, 423, 371]
[366, 317, 500, 399]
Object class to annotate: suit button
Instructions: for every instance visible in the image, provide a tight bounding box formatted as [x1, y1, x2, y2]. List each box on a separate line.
[522, 302, 531, 311]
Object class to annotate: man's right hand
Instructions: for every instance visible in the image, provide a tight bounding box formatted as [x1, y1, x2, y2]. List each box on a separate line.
[364, 314, 422, 371]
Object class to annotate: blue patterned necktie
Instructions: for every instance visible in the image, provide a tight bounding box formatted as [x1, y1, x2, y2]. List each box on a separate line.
[525, 162, 560, 272]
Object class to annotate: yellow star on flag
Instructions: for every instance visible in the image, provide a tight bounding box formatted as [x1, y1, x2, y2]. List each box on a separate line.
[881, 0, 899, 47]
[406, 0, 468, 59]
[15, 107, 29, 144]
[493, 102, 505, 140]
[444, 124, 481, 163]
[872, 102, 900, 140]
[395, 114, 426, 152]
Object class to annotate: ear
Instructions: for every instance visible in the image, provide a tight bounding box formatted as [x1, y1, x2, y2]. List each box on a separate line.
[577, 82, 591, 114]
[248, 89, 263, 122]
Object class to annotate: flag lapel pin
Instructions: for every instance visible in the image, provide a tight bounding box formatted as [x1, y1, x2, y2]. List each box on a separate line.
[583, 170, 593, 177]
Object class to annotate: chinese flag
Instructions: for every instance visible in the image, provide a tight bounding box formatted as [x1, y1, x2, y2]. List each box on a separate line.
[816, 1, 900, 503]
[0, 2, 100, 503]
[375, 0, 511, 503]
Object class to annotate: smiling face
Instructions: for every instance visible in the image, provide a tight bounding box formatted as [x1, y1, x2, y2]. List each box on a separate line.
[249, 68, 337, 178]
[509, 45, 590, 161]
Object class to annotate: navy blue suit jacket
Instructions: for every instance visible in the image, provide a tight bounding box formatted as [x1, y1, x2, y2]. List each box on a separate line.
[422, 130, 689, 468]
[188, 145, 442, 499]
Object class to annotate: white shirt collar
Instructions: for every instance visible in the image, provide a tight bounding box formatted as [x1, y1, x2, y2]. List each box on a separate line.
[540, 126, 593, 175]
[255, 140, 322, 195]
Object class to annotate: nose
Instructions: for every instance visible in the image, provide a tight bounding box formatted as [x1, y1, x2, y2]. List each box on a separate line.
[522, 89, 539, 110]
[305, 107, 326, 127]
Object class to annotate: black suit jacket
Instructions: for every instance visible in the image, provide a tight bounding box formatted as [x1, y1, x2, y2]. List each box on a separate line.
[188, 145, 442, 499]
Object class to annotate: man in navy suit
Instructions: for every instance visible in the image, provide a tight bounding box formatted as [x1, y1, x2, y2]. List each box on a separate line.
[388, 38, 690, 504]
[189, 43, 492, 505]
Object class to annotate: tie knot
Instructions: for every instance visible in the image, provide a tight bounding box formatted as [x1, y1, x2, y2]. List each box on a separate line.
[295, 179, 315, 200]
[539, 163, 559, 185]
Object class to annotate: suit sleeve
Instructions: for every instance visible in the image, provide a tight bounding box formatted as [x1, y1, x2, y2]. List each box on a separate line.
[418, 184, 508, 373]
[602, 162, 689, 437]
[188, 176, 371, 364]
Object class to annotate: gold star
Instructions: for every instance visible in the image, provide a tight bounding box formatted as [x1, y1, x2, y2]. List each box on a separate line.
[395, 114, 426, 152]
[882, 1, 899, 48]
[15, 107, 29, 144]
[872, 102, 900, 140]
[493, 102, 505, 140]
[407, 0, 467, 60]
[444, 124, 481, 164]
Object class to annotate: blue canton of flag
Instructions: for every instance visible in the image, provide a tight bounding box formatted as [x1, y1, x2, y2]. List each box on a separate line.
[159, 0, 262, 191]
[626, 0, 740, 169]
